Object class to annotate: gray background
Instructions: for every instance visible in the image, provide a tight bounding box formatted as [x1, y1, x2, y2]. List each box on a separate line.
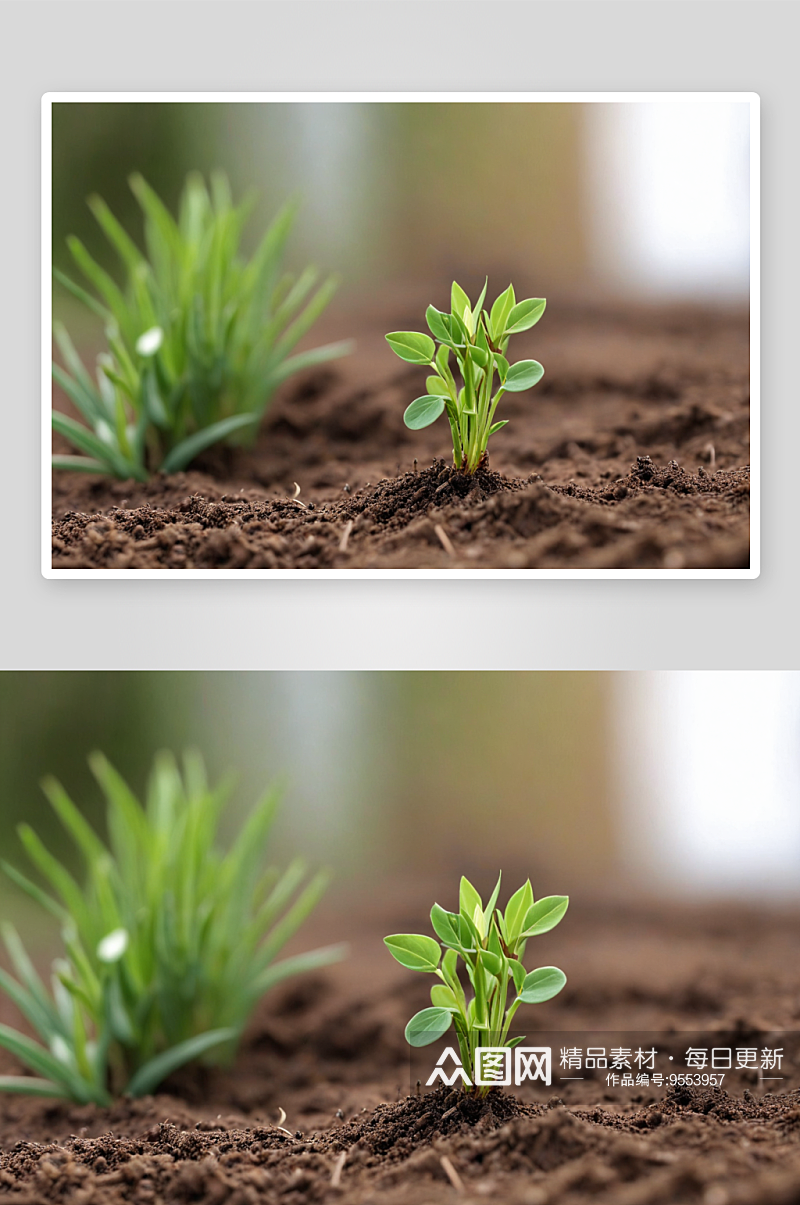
[4, 1, 795, 669]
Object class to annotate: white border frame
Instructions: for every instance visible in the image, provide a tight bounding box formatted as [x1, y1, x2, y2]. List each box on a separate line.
[42, 92, 760, 580]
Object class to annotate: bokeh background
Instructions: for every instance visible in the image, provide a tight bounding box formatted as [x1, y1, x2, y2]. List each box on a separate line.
[52, 98, 752, 342]
[1, 672, 796, 960]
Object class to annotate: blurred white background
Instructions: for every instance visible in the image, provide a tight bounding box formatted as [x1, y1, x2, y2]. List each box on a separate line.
[614, 672, 800, 896]
[586, 100, 751, 299]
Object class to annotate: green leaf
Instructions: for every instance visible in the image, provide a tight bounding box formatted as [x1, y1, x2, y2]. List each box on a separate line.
[425, 375, 450, 397]
[425, 306, 452, 344]
[89, 194, 145, 274]
[483, 872, 502, 928]
[125, 1028, 237, 1097]
[430, 984, 458, 1011]
[468, 344, 489, 369]
[53, 268, 110, 321]
[41, 777, 108, 867]
[503, 360, 545, 392]
[160, 413, 259, 474]
[506, 1035, 527, 1049]
[506, 298, 546, 335]
[459, 876, 482, 922]
[252, 943, 347, 996]
[385, 331, 435, 365]
[521, 896, 569, 937]
[404, 1007, 452, 1047]
[52, 363, 106, 432]
[480, 949, 503, 977]
[442, 948, 459, 983]
[269, 339, 354, 388]
[384, 933, 441, 973]
[472, 278, 488, 326]
[518, 966, 567, 1004]
[494, 354, 509, 382]
[488, 420, 509, 436]
[51, 411, 127, 479]
[0, 1024, 91, 1101]
[51, 456, 108, 474]
[504, 881, 533, 943]
[509, 959, 526, 994]
[490, 285, 516, 337]
[451, 282, 471, 323]
[0, 862, 64, 921]
[430, 904, 462, 949]
[403, 394, 445, 431]
[0, 1076, 72, 1098]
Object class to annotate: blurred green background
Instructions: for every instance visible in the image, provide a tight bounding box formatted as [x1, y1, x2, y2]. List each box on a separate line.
[3, 672, 798, 961]
[0, 672, 614, 951]
[52, 98, 751, 334]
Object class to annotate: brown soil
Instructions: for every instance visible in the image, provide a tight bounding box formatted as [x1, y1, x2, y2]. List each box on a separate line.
[2, 897, 799, 1203]
[51, 300, 751, 570]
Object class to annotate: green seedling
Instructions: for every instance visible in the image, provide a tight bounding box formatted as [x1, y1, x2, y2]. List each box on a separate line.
[0, 751, 345, 1102]
[53, 171, 353, 480]
[384, 874, 567, 1095]
[385, 281, 546, 474]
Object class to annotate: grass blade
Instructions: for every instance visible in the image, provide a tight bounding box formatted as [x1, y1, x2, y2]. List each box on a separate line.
[252, 943, 348, 996]
[0, 1076, 71, 1098]
[269, 339, 354, 387]
[160, 413, 258, 474]
[125, 1027, 237, 1097]
[51, 455, 108, 474]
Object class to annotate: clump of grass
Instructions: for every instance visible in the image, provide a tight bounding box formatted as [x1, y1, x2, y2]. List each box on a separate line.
[0, 752, 345, 1103]
[52, 172, 353, 481]
[386, 281, 546, 474]
[385, 874, 567, 1095]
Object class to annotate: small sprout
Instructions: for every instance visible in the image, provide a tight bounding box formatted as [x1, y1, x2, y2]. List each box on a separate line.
[385, 281, 546, 474]
[384, 874, 568, 1096]
[52, 172, 353, 481]
[0, 751, 346, 1102]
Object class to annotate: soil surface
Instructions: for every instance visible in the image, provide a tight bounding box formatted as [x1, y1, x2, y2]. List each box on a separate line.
[51, 300, 751, 570]
[1, 896, 798, 1203]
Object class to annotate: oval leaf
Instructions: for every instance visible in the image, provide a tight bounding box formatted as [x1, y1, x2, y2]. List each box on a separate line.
[451, 281, 471, 322]
[504, 880, 533, 942]
[385, 331, 435, 364]
[480, 949, 503, 977]
[430, 904, 462, 949]
[430, 984, 458, 1010]
[506, 298, 546, 334]
[425, 375, 450, 397]
[426, 306, 452, 344]
[384, 933, 441, 972]
[521, 895, 569, 937]
[459, 876, 482, 921]
[404, 394, 445, 430]
[503, 360, 545, 392]
[518, 966, 567, 1004]
[490, 284, 516, 336]
[510, 959, 527, 993]
[405, 1006, 453, 1047]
